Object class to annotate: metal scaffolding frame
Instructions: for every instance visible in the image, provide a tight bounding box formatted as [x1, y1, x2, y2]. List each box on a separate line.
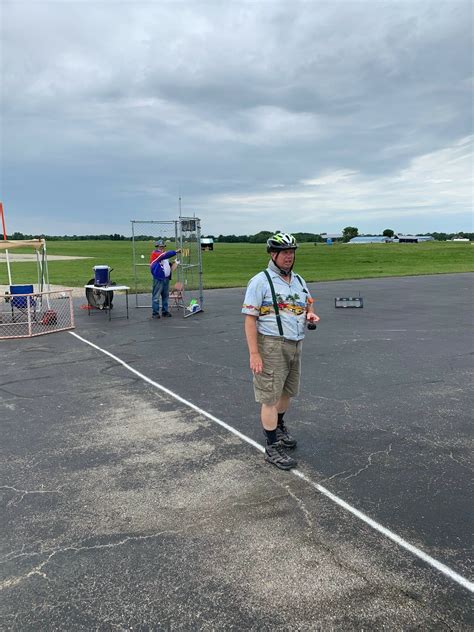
[131, 217, 203, 317]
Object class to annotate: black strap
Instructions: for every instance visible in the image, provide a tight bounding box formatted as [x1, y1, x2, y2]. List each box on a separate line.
[295, 274, 308, 294]
[263, 270, 284, 336]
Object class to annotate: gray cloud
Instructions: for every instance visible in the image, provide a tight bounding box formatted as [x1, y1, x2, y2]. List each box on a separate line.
[1, 1, 472, 235]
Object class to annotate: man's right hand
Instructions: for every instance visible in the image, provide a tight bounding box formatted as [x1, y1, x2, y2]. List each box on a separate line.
[250, 352, 263, 374]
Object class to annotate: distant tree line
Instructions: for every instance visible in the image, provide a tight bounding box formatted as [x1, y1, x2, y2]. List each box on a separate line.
[6, 230, 474, 242]
[206, 229, 474, 242]
[6, 232, 129, 241]
[212, 231, 326, 243]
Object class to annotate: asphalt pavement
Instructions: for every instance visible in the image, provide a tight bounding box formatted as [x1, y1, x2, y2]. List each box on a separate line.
[1, 273, 472, 630]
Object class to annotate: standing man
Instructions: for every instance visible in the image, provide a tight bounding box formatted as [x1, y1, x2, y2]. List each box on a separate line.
[242, 232, 319, 470]
[150, 240, 180, 319]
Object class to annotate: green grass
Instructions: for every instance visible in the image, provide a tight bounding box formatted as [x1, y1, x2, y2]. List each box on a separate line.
[1, 241, 472, 291]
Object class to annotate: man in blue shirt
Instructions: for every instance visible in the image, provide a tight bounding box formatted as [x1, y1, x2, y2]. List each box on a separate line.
[150, 240, 181, 319]
[242, 232, 319, 470]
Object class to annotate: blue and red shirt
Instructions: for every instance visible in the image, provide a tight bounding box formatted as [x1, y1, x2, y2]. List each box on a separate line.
[150, 250, 177, 281]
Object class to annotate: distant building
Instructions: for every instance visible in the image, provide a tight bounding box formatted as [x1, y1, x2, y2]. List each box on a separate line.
[451, 237, 470, 242]
[396, 235, 434, 243]
[349, 236, 392, 244]
[320, 232, 343, 240]
[200, 237, 214, 251]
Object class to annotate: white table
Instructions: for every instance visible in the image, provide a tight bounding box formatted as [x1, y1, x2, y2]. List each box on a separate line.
[84, 285, 130, 321]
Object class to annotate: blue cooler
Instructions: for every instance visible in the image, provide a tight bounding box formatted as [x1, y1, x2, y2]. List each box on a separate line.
[93, 265, 110, 286]
[10, 284, 34, 309]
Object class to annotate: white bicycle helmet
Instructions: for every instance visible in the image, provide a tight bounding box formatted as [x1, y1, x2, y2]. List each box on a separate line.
[266, 232, 298, 252]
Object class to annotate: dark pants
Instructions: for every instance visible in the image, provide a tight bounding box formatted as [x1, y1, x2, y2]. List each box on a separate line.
[152, 278, 170, 315]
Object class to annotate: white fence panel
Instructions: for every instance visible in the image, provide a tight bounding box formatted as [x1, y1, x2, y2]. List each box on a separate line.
[0, 289, 75, 339]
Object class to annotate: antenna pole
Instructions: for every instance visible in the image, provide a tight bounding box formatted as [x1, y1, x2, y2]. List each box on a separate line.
[0, 201, 12, 285]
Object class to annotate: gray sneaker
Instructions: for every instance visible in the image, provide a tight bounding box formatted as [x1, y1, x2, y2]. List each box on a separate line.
[276, 423, 297, 448]
[265, 443, 298, 470]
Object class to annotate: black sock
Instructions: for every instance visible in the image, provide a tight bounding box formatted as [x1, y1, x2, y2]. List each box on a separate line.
[264, 428, 277, 445]
[277, 412, 285, 428]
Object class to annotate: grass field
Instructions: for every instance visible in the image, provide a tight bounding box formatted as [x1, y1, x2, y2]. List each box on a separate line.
[1, 240, 472, 291]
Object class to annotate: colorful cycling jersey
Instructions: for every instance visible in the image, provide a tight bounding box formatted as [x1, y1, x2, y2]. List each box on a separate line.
[242, 267, 312, 341]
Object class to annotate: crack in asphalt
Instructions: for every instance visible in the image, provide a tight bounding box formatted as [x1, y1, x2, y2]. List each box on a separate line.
[0, 376, 52, 398]
[449, 451, 474, 472]
[1, 484, 64, 506]
[283, 484, 313, 530]
[0, 524, 212, 592]
[317, 444, 393, 484]
[341, 444, 393, 481]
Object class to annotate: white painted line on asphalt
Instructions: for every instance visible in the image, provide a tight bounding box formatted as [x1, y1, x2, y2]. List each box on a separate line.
[292, 469, 474, 593]
[69, 332, 263, 452]
[70, 331, 474, 594]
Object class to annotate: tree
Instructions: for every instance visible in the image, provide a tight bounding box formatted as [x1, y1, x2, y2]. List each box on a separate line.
[382, 229, 394, 238]
[342, 226, 359, 242]
[293, 232, 321, 243]
[248, 230, 273, 243]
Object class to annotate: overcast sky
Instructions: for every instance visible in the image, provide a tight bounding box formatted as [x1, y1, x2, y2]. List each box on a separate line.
[1, 1, 472, 237]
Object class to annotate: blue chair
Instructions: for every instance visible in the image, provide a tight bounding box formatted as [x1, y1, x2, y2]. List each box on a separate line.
[9, 285, 36, 320]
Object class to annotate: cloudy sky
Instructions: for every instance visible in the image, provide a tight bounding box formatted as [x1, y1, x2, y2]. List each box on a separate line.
[1, 1, 472, 237]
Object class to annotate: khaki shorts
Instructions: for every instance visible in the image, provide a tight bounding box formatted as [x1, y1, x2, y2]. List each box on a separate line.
[253, 333, 303, 404]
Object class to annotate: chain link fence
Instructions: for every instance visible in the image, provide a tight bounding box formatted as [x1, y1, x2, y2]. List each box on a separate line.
[179, 218, 204, 317]
[0, 289, 75, 339]
[131, 218, 203, 315]
[131, 220, 178, 305]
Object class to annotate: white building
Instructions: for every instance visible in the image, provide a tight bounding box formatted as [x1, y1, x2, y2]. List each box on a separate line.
[349, 236, 392, 244]
[320, 232, 343, 240]
[396, 235, 434, 243]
